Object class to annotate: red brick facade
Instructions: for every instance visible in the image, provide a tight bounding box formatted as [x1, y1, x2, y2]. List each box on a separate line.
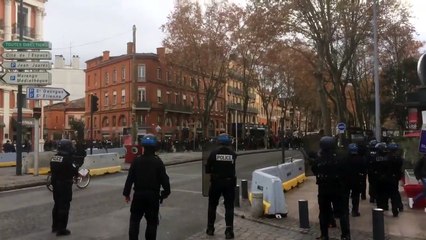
[85, 43, 226, 143]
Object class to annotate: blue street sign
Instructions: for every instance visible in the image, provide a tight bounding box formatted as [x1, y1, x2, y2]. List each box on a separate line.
[419, 129, 426, 153]
[337, 122, 346, 132]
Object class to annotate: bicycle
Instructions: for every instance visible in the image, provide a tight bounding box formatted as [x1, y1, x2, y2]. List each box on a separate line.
[46, 168, 91, 191]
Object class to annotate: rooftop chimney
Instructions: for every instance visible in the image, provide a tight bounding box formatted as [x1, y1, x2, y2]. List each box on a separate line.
[54, 55, 65, 68]
[127, 42, 134, 55]
[157, 47, 165, 62]
[71, 55, 80, 69]
[102, 51, 110, 61]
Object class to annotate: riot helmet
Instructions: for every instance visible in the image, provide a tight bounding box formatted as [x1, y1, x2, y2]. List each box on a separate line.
[319, 136, 336, 151]
[348, 143, 359, 155]
[141, 134, 158, 147]
[57, 139, 75, 156]
[368, 139, 378, 149]
[217, 133, 232, 145]
[387, 142, 399, 152]
[375, 142, 388, 155]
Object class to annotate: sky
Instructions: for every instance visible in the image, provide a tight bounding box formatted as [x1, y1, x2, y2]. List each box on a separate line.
[44, 0, 426, 68]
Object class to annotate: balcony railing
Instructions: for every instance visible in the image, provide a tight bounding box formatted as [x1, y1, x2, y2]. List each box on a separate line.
[164, 104, 193, 114]
[247, 107, 259, 114]
[227, 103, 242, 111]
[12, 24, 36, 39]
[227, 86, 243, 95]
[134, 101, 151, 110]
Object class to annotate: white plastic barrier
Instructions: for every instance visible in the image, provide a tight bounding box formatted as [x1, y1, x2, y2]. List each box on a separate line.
[292, 159, 306, 184]
[251, 169, 288, 216]
[22, 151, 56, 174]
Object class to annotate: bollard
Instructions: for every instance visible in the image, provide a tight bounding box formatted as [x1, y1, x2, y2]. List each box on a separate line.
[251, 191, 264, 217]
[234, 185, 240, 207]
[241, 179, 248, 199]
[372, 208, 385, 240]
[298, 200, 310, 228]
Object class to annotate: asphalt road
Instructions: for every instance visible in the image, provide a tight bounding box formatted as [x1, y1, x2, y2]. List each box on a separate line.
[0, 151, 295, 240]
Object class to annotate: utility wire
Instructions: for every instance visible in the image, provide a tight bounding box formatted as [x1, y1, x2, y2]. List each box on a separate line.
[52, 30, 131, 50]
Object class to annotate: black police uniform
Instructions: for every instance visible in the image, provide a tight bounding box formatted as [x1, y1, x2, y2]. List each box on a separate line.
[205, 144, 237, 237]
[390, 150, 404, 212]
[346, 148, 367, 216]
[50, 141, 78, 236]
[312, 138, 350, 240]
[366, 146, 378, 203]
[123, 147, 170, 240]
[373, 145, 400, 216]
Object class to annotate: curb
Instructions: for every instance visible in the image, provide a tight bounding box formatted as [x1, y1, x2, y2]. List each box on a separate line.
[0, 179, 46, 192]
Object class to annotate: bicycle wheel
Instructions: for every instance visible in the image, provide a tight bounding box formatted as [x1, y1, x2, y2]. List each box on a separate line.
[76, 170, 91, 189]
[46, 174, 54, 192]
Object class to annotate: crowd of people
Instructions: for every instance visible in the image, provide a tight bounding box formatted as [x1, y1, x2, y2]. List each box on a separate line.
[309, 135, 406, 240]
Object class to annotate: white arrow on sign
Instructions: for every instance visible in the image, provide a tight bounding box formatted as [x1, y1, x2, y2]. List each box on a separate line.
[26, 87, 70, 100]
[2, 51, 52, 60]
[2, 61, 51, 70]
[1, 72, 52, 85]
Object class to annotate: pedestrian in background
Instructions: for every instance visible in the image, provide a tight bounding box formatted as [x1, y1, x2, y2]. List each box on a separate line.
[205, 133, 237, 239]
[410, 154, 426, 208]
[123, 134, 170, 240]
[311, 136, 351, 240]
[50, 139, 78, 236]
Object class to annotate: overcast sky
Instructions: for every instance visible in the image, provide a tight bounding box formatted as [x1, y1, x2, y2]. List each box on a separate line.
[44, 0, 426, 67]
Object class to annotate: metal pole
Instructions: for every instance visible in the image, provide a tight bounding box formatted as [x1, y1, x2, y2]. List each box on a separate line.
[16, 0, 24, 175]
[241, 179, 248, 199]
[372, 208, 385, 240]
[131, 25, 138, 144]
[298, 200, 310, 228]
[373, 0, 381, 142]
[235, 109, 238, 151]
[90, 108, 93, 155]
[281, 114, 285, 163]
[34, 101, 40, 176]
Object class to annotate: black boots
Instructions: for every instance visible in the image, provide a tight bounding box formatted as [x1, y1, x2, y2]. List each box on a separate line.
[225, 227, 234, 239]
[206, 226, 214, 236]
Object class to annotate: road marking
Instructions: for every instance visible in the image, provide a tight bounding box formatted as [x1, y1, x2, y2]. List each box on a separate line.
[172, 188, 202, 194]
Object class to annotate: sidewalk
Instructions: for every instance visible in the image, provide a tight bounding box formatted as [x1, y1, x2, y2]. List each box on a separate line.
[1, 149, 425, 239]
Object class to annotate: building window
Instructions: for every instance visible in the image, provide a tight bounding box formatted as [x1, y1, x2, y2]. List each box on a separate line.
[138, 88, 146, 102]
[112, 116, 116, 127]
[190, 96, 194, 106]
[113, 91, 117, 105]
[104, 93, 109, 106]
[157, 89, 162, 103]
[121, 66, 126, 82]
[167, 92, 171, 104]
[121, 89, 125, 103]
[68, 115, 75, 126]
[139, 115, 146, 125]
[156, 68, 162, 80]
[102, 116, 109, 127]
[104, 72, 109, 85]
[113, 69, 117, 83]
[166, 71, 170, 81]
[183, 95, 187, 105]
[138, 64, 146, 82]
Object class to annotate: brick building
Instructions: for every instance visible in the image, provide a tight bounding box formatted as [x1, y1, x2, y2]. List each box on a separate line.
[43, 97, 85, 140]
[0, 0, 47, 144]
[85, 42, 226, 143]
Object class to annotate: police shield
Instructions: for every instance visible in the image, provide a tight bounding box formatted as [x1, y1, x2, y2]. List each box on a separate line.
[202, 141, 217, 197]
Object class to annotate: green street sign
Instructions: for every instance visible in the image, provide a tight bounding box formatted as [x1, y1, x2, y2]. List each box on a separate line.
[2, 41, 52, 50]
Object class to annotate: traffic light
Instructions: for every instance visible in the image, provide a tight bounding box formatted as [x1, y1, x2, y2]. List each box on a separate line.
[90, 95, 99, 113]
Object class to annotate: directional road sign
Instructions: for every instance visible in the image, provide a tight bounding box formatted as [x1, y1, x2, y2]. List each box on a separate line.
[1, 72, 52, 85]
[2, 61, 51, 70]
[2, 41, 52, 50]
[2, 51, 52, 60]
[26, 87, 70, 100]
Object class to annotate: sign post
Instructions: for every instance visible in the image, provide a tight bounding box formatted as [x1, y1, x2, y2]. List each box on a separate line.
[2, 37, 52, 176]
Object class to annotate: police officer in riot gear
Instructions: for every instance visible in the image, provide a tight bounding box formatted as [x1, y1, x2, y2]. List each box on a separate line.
[312, 136, 351, 240]
[346, 143, 367, 217]
[373, 142, 400, 217]
[387, 142, 404, 213]
[366, 139, 378, 203]
[205, 133, 237, 239]
[123, 134, 171, 240]
[50, 139, 78, 236]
